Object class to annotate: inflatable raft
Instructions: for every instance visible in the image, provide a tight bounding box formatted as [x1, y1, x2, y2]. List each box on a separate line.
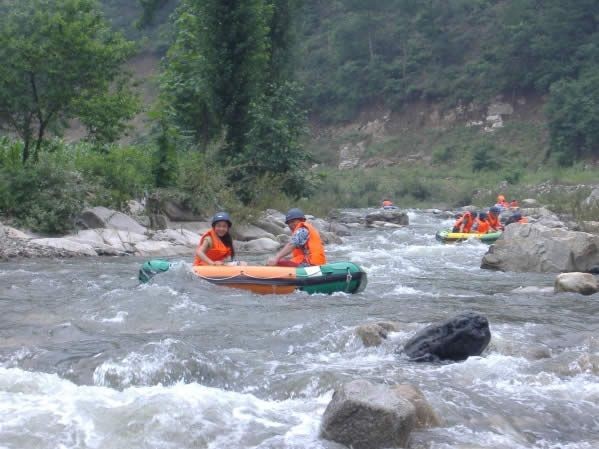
[435, 229, 502, 244]
[139, 260, 367, 295]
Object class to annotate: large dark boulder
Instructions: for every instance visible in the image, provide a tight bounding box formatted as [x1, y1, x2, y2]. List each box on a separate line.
[365, 209, 409, 226]
[320, 379, 416, 449]
[402, 312, 491, 362]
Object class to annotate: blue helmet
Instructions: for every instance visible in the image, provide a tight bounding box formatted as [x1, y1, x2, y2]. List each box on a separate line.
[211, 212, 232, 227]
[478, 212, 488, 220]
[285, 208, 305, 223]
[489, 206, 501, 215]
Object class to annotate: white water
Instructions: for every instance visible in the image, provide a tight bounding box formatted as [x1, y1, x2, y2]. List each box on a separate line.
[1, 210, 598, 448]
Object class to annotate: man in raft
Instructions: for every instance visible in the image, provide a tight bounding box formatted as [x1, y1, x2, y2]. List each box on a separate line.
[267, 208, 327, 267]
[487, 206, 504, 231]
[382, 199, 394, 209]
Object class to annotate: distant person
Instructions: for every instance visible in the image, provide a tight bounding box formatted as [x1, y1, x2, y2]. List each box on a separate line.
[382, 199, 395, 209]
[505, 211, 528, 226]
[495, 194, 509, 210]
[487, 206, 504, 231]
[194, 212, 245, 266]
[267, 208, 326, 267]
[473, 212, 491, 234]
[452, 211, 475, 233]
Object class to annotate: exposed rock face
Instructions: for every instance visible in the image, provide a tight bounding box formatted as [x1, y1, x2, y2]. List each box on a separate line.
[29, 238, 98, 256]
[79, 206, 147, 234]
[481, 224, 599, 273]
[356, 321, 401, 347]
[320, 379, 416, 449]
[338, 140, 367, 170]
[365, 209, 409, 226]
[554, 273, 598, 296]
[391, 384, 441, 428]
[584, 187, 599, 207]
[402, 312, 491, 362]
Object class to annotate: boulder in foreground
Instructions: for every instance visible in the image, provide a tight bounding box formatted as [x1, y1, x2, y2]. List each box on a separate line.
[320, 379, 415, 449]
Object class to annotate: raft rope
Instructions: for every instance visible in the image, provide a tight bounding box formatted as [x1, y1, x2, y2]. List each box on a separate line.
[345, 267, 353, 292]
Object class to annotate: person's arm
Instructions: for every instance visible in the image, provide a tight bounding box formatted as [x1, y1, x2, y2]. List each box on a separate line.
[267, 242, 294, 266]
[195, 237, 224, 266]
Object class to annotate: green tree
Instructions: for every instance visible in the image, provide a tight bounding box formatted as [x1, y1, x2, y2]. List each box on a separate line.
[547, 68, 599, 165]
[0, 0, 138, 163]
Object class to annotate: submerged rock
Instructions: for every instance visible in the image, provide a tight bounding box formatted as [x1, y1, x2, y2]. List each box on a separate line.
[554, 272, 598, 296]
[320, 379, 416, 449]
[402, 312, 491, 362]
[356, 321, 401, 347]
[481, 223, 599, 273]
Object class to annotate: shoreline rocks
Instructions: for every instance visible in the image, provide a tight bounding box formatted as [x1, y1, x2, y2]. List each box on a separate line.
[554, 272, 598, 296]
[0, 207, 346, 261]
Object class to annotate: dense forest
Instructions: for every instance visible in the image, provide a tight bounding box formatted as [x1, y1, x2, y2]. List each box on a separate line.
[1, 0, 598, 233]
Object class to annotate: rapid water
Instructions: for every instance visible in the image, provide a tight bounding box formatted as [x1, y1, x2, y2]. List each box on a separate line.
[1, 211, 598, 449]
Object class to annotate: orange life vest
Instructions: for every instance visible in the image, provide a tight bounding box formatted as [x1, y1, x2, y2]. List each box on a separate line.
[382, 200, 393, 207]
[487, 214, 502, 231]
[193, 228, 232, 266]
[453, 212, 474, 233]
[291, 221, 326, 266]
[476, 219, 490, 234]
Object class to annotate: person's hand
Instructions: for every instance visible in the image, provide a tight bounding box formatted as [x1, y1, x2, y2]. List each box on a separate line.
[266, 257, 277, 266]
[213, 260, 224, 266]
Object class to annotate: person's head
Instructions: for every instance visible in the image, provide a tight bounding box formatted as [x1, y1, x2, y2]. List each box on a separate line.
[512, 212, 522, 220]
[497, 194, 505, 202]
[489, 206, 501, 216]
[454, 212, 464, 219]
[478, 212, 488, 220]
[285, 208, 306, 230]
[211, 212, 232, 237]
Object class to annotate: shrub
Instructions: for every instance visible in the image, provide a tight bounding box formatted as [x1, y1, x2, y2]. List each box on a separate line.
[472, 142, 502, 172]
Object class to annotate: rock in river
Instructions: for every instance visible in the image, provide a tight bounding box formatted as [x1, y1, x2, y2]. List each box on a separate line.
[402, 312, 491, 362]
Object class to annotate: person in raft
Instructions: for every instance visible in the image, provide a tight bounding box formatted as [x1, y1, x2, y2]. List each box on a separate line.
[487, 206, 504, 231]
[504, 211, 528, 226]
[382, 199, 395, 209]
[452, 211, 475, 233]
[495, 194, 509, 211]
[193, 212, 246, 266]
[266, 208, 327, 267]
[473, 212, 491, 234]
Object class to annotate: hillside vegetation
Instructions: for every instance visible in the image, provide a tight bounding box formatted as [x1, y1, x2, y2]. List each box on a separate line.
[1, 0, 598, 234]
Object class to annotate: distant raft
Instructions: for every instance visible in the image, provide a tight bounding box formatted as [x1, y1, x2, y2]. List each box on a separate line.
[139, 260, 367, 295]
[435, 229, 502, 244]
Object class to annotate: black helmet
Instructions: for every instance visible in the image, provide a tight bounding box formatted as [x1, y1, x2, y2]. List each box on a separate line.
[513, 212, 522, 219]
[489, 206, 501, 214]
[478, 212, 488, 220]
[285, 208, 305, 223]
[211, 212, 232, 227]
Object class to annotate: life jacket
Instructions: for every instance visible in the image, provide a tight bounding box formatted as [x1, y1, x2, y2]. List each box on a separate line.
[382, 200, 393, 207]
[487, 213, 502, 231]
[193, 228, 232, 266]
[453, 212, 473, 233]
[476, 218, 490, 234]
[290, 221, 326, 266]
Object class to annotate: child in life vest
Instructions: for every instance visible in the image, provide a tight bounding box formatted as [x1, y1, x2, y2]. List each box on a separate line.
[194, 212, 246, 266]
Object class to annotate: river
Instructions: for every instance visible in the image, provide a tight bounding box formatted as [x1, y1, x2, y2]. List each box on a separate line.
[1, 211, 598, 449]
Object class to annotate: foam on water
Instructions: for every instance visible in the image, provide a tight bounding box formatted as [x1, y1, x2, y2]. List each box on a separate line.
[0, 367, 330, 449]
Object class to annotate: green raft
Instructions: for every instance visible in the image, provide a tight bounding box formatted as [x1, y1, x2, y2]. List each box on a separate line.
[139, 260, 367, 295]
[435, 229, 502, 244]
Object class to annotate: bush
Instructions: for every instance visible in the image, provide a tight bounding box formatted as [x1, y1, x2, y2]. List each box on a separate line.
[472, 142, 502, 172]
[0, 161, 87, 234]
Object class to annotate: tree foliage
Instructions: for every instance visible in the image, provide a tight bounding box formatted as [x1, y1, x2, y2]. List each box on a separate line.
[0, 0, 139, 162]
[161, 0, 314, 203]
